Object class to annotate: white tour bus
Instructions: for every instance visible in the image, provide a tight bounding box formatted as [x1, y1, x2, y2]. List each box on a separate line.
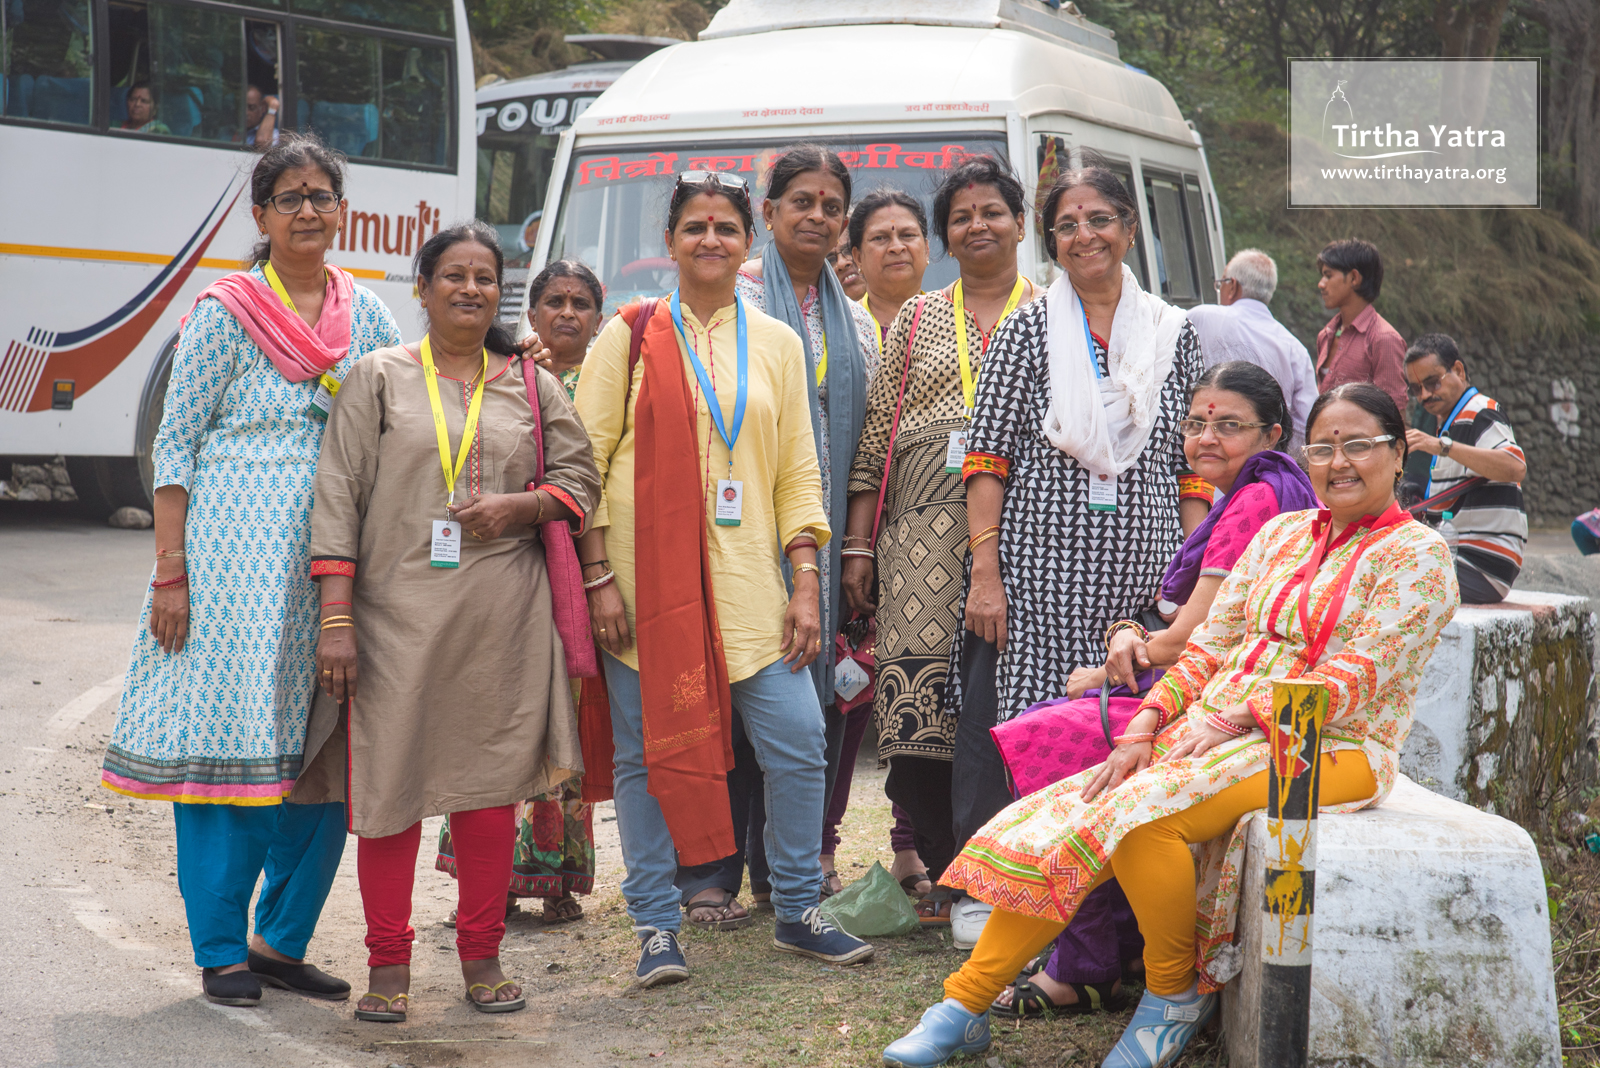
[0, 0, 475, 511]
[475, 33, 676, 321]
[522, 0, 1226, 324]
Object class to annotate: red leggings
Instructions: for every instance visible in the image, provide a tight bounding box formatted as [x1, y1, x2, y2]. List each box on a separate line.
[358, 805, 515, 967]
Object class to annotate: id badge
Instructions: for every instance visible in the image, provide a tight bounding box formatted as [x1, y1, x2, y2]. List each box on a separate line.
[1087, 471, 1118, 512]
[307, 371, 342, 419]
[430, 519, 462, 568]
[834, 654, 870, 702]
[715, 479, 744, 526]
[944, 428, 968, 474]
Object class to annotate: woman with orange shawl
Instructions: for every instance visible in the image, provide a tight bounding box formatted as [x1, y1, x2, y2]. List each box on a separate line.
[572, 172, 874, 987]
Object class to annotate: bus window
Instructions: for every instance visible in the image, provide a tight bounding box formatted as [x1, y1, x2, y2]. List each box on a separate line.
[1036, 136, 1151, 291]
[290, 0, 449, 37]
[1184, 175, 1217, 302]
[478, 129, 562, 270]
[1143, 170, 1198, 304]
[1, 0, 95, 127]
[107, 2, 243, 141]
[295, 26, 450, 166]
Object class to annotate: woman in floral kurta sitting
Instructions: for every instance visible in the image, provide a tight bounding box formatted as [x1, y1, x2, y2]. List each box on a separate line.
[882, 382, 1459, 1068]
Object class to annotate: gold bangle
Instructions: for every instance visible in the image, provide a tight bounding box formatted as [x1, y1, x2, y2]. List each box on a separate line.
[320, 621, 355, 630]
[320, 614, 354, 623]
[534, 491, 545, 525]
[793, 563, 821, 578]
[969, 524, 999, 541]
[968, 529, 1000, 551]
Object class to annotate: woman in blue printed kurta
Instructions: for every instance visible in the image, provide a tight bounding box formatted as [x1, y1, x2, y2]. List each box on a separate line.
[101, 135, 399, 1008]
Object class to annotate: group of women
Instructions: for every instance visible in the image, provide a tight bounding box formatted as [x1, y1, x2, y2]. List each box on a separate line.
[100, 129, 1460, 1068]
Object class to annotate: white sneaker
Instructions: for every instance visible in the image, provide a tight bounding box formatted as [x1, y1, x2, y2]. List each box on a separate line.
[950, 896, 993, 950]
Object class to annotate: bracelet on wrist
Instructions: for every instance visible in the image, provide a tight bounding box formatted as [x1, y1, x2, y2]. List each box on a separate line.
[320, 621, 354, 630]
[842, 534, 872, 545]
[840, 547, 876, 559]
[1203, 711, 1251, 737]
[968, 528, 1000, 551]
[1113, 732, 1157, 746]
[1104, 619, 1150, 650]
[155, 547, 186, 560]
[150, 573, 188, 589]
[583, 570, 617, 591]
[322, 600, 351, 609]
[792, 562, 821, 579]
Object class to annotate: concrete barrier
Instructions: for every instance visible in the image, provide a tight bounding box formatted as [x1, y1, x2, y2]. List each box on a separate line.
[1400, 591, 1597, 826]
[1222, 775, 1561, 1068]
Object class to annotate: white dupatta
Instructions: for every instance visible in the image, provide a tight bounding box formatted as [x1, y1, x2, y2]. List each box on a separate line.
[1042, 263, 1188, 478]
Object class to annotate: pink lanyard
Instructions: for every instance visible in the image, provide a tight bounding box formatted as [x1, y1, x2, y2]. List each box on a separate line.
[1292, 503, 1410, 668]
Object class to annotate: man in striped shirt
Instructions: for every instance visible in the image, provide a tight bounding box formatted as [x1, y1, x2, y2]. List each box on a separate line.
[1403, 333, 1528, 602]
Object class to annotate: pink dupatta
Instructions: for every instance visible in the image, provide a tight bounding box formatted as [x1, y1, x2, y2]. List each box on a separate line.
[183, 265, 356, 381]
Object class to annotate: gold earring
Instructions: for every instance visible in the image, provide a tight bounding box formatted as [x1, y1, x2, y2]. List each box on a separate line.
[766, 223, 773, 231]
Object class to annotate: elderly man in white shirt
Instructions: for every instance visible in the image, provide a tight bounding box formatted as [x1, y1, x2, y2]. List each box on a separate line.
[1186, 249, 1318, 452]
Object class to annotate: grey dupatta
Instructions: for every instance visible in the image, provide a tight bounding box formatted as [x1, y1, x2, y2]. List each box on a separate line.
[760, 246, 867, 705]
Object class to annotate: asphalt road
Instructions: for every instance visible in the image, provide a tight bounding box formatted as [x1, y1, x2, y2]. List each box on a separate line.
[0, 505, 628, 1068]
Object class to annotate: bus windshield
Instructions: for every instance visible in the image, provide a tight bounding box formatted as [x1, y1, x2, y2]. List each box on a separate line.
[549, 134, 1009, 314]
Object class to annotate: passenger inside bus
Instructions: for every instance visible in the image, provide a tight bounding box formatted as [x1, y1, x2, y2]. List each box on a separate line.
[119, 81, 171, 135]
[1, 0, 95, 126]
[237, 85, 281, 148]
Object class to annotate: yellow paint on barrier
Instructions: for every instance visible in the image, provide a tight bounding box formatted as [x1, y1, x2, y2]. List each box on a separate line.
[1266, 681, 1329, 959]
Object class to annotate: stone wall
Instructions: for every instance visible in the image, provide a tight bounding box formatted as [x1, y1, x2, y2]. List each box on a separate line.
[1465, 337, 1599, 526]
[1401, 591, 1599, 829]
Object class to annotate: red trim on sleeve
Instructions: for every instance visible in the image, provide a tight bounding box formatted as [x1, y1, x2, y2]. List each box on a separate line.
[310, 558, 356, 578]
[962, 452, 1010, 482]
[534, 483, 586, 534]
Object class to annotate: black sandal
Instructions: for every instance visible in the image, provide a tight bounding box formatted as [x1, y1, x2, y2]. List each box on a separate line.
[899, 871, 932, 897]
[684, 889, 753, 931]
[992, 978, 1124, 1018]
[821, 870, 842, 899]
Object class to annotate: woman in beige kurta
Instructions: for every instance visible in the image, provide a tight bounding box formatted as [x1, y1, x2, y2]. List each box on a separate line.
[295, 223, 600, 1023]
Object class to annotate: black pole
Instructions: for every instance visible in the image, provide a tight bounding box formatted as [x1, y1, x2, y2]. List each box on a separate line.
[1257, 680, 1329, 1068]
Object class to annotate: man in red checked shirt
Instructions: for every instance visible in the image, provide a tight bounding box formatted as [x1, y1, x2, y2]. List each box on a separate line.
[1313, 238, 1409, 417]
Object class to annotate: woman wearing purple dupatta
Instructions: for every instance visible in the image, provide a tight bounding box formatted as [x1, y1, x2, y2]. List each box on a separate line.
[988, 361, 1318, 1017]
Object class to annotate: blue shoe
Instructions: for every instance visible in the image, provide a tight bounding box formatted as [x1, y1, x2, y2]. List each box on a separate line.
[773, 906, 875, 964]
[1102, 986, 1217, 1067]
[882, 1000, 992, 1067]
[633, 926, 689, 988]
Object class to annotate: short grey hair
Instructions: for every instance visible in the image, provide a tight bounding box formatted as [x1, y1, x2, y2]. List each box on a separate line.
[1226, 248, 1277, 302]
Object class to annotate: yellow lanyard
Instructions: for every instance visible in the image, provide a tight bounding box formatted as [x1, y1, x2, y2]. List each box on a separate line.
[815, 329, 828, 387]
[419, 335, 488, 512]
[860, 294, 882, 356]
[952, 276, 1027, 412]
[262, 261, 299, 313]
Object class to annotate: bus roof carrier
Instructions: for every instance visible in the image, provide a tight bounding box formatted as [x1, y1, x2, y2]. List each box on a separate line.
[700, 0, 1119, 60]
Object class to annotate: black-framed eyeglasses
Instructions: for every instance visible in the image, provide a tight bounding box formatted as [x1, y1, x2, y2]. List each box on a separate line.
[672, 170, 751, 207]
[264, 190, 341, 214]
[1405, 373, 1447, 398]
[1047, 214, 1123, 239]
[1301, 435, 1396, 465]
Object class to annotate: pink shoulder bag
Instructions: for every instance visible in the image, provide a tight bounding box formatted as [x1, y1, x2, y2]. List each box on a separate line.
[522, 360, 599, 679]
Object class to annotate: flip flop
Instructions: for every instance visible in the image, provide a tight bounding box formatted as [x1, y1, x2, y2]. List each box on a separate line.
[353, 991, 408, 1023]
[916, 888, 953, 926]
[542, 895, 584, 925]
[899, 871, 932, 897]
[444, 900, 521, 929]
[467, 981, 526, 1014]
[684, 888, 754, 931]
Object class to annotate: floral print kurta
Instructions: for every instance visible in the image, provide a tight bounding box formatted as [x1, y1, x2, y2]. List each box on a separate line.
[942, 510, 1458, 990]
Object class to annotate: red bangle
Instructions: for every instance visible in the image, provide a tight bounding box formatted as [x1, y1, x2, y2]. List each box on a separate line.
[151, 573, 188, 589]
[1113, 732, 1156, 746]
[1204, 711, 1251, 737]
[322, 601, 351, 608]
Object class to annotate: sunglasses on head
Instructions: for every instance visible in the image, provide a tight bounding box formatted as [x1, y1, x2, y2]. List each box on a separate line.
[672, 170, 751, 207]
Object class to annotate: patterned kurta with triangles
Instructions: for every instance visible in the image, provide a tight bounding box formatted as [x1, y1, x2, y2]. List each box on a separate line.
[941, 510, 1458, 990]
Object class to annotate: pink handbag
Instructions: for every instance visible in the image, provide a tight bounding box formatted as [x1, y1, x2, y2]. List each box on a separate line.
[522, 359, 599, 679]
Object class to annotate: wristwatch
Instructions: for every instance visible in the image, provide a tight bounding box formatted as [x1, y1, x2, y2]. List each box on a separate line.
[1438, 435, 1453, 458]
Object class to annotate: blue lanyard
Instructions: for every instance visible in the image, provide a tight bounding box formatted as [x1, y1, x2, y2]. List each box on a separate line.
[1430, 386, 1478, 473]
[1080, 304, 1104, 380]
[671, 289, 748, 475]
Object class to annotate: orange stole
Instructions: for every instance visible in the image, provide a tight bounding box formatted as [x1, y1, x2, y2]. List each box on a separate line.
[626, 300, 736, 866]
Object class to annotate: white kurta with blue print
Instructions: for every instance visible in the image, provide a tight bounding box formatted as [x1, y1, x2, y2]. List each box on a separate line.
[103, 270, 400, 804]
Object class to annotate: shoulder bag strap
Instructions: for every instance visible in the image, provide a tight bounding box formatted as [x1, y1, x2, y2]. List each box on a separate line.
[521, 355, 546, 484]
[869, 296, 925, 549]
[626, 298, 657, 409]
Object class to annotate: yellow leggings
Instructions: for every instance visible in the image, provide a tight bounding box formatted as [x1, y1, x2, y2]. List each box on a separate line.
[944, 752, 1376, 1010]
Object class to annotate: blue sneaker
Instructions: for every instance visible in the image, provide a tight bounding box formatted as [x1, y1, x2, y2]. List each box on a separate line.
[773, 906, 875, 964]
[633, 926, 689, 988]
[1102, 986, 1217, 1067]
[882, 1000, 992, 1067]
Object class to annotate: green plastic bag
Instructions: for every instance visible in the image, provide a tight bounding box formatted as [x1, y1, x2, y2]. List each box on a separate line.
[818, 861, 922, 937]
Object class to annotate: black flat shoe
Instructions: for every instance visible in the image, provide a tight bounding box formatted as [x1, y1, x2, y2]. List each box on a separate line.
[247, 950, 351, 1001]
[202, 967, 262, 1006]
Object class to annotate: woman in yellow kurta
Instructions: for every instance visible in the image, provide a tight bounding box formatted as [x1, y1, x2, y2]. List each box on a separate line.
[882, 383, 1459, 1068]
[572, 172, 874, 987]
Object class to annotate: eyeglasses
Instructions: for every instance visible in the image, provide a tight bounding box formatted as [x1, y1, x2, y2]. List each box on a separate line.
[264, 191, 341, 214]
[1047, 214, 1123, 239]
[1300, 435, 1396, 465]
[672, 170, 751, 206]
[1213, 277, 1237, 292]
[1405, 373, 1446, 397]
[1178, 418, 1268, 439]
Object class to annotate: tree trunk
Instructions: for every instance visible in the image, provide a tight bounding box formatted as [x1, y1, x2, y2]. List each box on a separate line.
[1522, 0, 1600, 240]
[1434, 0, 1510, 130]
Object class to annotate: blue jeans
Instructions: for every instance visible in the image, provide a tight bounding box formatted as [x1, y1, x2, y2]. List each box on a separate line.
[604, 651, 826, 929]
[172, 800, 347, 968]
